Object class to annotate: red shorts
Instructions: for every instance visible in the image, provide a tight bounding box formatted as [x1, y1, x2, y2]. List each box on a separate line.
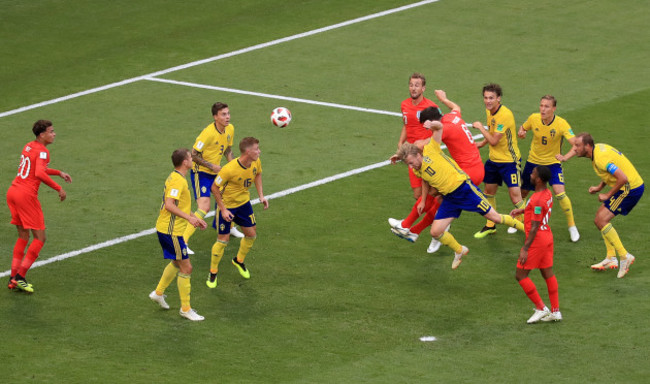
[408, 167, 422, 189]
[461, 163, 485, 187]
[517, 242, 554, 270]
[6, 186, 45, 230]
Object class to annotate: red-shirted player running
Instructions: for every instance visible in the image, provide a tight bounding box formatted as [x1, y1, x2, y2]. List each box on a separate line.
[397, 73, 439, 200]
[390, 90, 483, 253]
[6, 120, 71, 293]
[510, 165, 562, 324]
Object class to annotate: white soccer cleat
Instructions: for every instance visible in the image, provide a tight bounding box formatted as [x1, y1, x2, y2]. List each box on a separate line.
[590, 257, 618, 270]
[451, 246, 469, 270]
[507, 226, 518, 234]
[390, 227, 418, 243]
[186, 246, 195, 255]
[617, 254, 635, 278]
[427, 238, 441, 254]
[541, 311, 563, 322]
[527, 306, 550, 324]
[388, 217, 404, 229]
[230, 226, 245, 238]
[568, 226, 580, 242]
[149, 291, 170, 310]
[180, 308, 205, 321]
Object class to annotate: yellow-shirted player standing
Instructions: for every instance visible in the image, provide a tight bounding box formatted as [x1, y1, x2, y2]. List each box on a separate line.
[395, 123, 523, 270]
[206, 137, 269, 288]
[471, 84, 524, 238]
[564, 133, 644, 278]
[183, 102, 242, 254]
[149, 148, 207, 321]
[518, 95, 580, 242]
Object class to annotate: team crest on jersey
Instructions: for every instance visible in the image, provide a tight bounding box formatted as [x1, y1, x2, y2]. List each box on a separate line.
[550, 129, 556, 138]
[25, 146, 32, 152]
[253, 167, 258, 176]
[227, 134, 231, 142]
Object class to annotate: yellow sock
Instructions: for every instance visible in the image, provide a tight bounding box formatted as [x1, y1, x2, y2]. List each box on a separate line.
[601, 231, 616, 257]
[236, 236, 256, 263]
[514, 200, 525, 222]
[500, 214, 524, 232]
[435, 232, 462, 254]
[210, 240, 228, 274]
[183, 209, 207, 242]
[555, 192, 576, 227]
[155, 262, 179, 295]
[485, 194, 496, 228]
[601, 223, 627, 257]
[177, 272, 191, 312]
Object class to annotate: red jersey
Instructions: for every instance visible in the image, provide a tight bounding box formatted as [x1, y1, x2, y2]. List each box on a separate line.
[10, 140, 61, 196]
[524, 188, 553, 245]
[401, 97, 438, 143]
[440, 111, 483, 170]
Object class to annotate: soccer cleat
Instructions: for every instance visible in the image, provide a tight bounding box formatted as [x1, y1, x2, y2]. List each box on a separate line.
[232, 257, 251, 279]
[390, 227, 418, 243]
[473, 226, 496, 239]
[388, 217, 404, 229]
[590, 257, 618, 271]
[149, 291, 170, 309]
[179, 308, 205, 321]
[451, 246, 469, 270]
[617, 254, 635, 279]
[206, 272, 218, 288]
[230, 226, 245, 238]
[12, 278, 34, 293]
[7, 277, 17, 290]
[507, 226, 518, 234]
[527, 306, 550, 324]
[541, 311, 563, 322]
[568, 226, 580, 242]
[186, 246, 195, 255]
[427, 238, 441, 254]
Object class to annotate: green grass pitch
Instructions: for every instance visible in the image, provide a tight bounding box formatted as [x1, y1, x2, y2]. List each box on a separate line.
[1, 0, 649, 382]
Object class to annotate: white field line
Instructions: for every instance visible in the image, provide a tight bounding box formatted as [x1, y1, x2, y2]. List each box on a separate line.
[0, 0, 440, 119]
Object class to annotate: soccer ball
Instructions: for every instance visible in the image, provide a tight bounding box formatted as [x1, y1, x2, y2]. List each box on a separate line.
[270, 107, 292, 128]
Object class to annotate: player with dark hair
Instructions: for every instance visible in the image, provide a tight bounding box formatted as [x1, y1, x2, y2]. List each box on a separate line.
[6, 120, 72, 292]
[510, 165, 561, 323]
[149, 148, 208, 321]
[561, 133, 644, 278]
[471, 83, 524, 238]
[389, 90, 484, 254]
[206, 137, 269, 288]
[396, 73, 440, 200]
[518, 95, 580, 242]
[395, 141, 522, 269]
[183, 102, 242, 254]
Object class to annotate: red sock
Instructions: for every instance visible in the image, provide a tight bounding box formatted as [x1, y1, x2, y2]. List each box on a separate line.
[545, 275, 559, 312]
[11, 238, 29, 277]
[518, 277, 545, 310]
[17, 239, 44, 278]
[402, 195, 437, 228]
[410, 199, 440, 234]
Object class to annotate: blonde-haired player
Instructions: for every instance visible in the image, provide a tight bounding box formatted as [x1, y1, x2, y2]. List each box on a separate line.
[207, 137, 269, 288]
[518, 95, 580, 242]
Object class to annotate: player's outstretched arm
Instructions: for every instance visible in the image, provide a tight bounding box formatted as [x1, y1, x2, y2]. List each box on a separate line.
[254, 173, 269, 209]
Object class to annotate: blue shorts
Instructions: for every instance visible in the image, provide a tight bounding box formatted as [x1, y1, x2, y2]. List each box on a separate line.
[214, 201, 256, 234]
[435, 181, 492, 220]
[157, 232, 189, 260]
[604, 184, 644, 216]
[483, 159, 521, 187]
[190, 170, 217, 200]
[521, 162, 564, 191]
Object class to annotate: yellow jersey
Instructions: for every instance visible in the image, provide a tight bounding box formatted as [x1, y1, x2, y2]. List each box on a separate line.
[214, 157, 262, 208]
[592, 143, 643, 189]
[486, 105, 520, 163]
[156, 170, 192, 236]
[415, 140, 468, 195]
[522, 113, 574, 165]
[192, 122, 235, 174]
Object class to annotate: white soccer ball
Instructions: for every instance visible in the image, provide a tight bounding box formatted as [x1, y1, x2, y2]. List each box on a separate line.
[271, 107, 292, 128]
